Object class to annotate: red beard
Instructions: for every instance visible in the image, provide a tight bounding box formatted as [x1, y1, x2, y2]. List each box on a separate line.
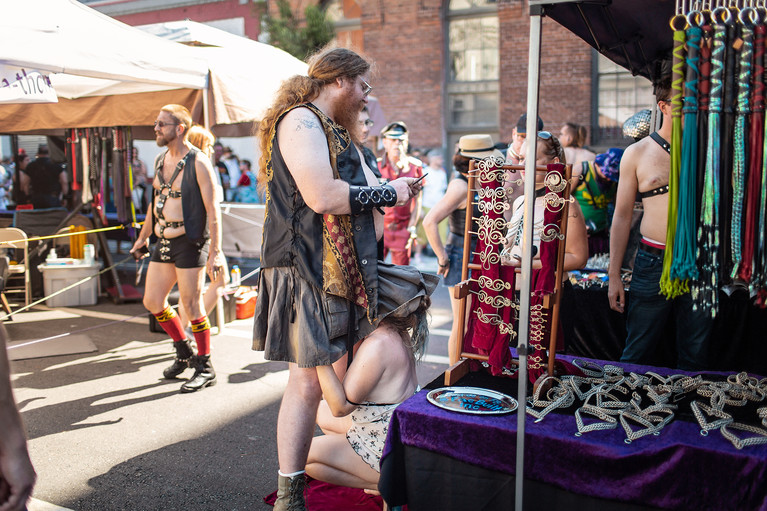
[332, 93, 364, 145]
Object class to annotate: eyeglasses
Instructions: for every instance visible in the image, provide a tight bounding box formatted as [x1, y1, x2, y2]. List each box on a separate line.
[360, 119, 374, 127]
[360, 78, 373, 97]
[154, 121, 178, 128]
[537, 131, 553, 140]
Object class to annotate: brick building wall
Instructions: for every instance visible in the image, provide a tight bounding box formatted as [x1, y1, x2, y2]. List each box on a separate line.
[111, 0, 263, 40]
[361, 0, 445, 150]
[353, 0, 594, 150]
[499, 1, 592, 145]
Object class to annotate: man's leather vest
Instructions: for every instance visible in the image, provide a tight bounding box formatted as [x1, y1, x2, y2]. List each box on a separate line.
[260, 103, 381, 320]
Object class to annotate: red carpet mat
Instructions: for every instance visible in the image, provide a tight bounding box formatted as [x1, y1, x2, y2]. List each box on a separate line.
[265, 477, 402, 510]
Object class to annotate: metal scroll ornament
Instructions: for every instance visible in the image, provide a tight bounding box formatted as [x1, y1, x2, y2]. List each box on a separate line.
[477, 199, 509, 215]
[477, 186, 509, 202]
[476, 156, 508, 184]
[544, 170, 567, 192]
[540, 223, 565, 242]
[476, 244, 502, 270]
[476, 275, 512, 292]
[475, 290, 519, 309]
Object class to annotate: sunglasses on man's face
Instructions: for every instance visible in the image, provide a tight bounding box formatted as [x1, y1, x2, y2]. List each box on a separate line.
[154, 121, 178, 129]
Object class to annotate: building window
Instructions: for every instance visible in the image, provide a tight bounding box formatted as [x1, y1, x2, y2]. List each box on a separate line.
[446, 0, 499, 137]
[449, 16, 499, 82]
[594, 52, 654, 145]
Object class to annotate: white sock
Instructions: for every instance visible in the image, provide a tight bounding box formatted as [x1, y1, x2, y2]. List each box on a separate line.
[279, 469, 305, 478]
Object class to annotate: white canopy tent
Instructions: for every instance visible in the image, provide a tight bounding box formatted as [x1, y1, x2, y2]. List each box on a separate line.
[0, 0, 208, 91]
[0, 2, 310, 136]
[0, 0, 209, 133]
[138, 20, 308, 133]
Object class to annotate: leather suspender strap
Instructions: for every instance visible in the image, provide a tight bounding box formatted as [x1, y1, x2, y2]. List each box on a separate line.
[649, 132, 671, 154]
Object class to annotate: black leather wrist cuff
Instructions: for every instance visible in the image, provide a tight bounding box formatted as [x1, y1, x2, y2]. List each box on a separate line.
[349, 184, 397, 215]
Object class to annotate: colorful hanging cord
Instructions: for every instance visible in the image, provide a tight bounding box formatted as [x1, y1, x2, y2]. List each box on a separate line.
[730, 22, 753, 279]
[660, 28, 688, 299]
[740, 22, 764, 287]
[693, 21, 725, 316]
[671, 25, 702, 281]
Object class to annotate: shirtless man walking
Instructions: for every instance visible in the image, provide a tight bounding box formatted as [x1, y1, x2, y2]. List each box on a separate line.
[131, 104, 225, 392]
[608, 80, 710, 370]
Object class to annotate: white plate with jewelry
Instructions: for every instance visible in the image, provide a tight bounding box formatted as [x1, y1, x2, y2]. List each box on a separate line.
[426, 387, 518, 415]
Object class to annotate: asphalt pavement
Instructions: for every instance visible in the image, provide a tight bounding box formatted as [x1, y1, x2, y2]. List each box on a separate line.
[5, 250, 453, 511]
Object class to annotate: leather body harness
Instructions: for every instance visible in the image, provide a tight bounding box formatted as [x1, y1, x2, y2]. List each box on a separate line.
[154, 155, 186, 260]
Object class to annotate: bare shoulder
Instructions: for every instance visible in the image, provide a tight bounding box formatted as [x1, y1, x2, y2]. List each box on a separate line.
[357, 325, 408, 362]
[194, 150, 213, 169]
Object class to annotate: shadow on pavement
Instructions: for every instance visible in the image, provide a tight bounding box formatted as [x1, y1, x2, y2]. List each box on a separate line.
[70, 400, 283, 511]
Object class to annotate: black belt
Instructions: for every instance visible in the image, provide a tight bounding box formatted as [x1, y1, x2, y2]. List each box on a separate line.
[639, 242, 664, 256]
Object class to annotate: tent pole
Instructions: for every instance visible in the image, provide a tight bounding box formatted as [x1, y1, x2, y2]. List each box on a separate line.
[515, 7, 543, 511]
[203, 72, 211, 130]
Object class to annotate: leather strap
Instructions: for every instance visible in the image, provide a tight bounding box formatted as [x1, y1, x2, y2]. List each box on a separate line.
[349, 184, 397, 215]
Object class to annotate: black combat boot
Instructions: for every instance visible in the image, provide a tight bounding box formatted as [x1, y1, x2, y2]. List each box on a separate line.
[180, 354, 217, 393]
[162, 340, 195, 379]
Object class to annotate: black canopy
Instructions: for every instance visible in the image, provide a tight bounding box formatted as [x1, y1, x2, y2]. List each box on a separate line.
[531, 0, 675, 82]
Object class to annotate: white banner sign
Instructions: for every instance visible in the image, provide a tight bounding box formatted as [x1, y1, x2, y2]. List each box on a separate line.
[0, 64, 58, 104]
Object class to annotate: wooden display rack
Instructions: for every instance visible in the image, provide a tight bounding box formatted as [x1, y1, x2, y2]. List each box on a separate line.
[444, 160, 573, 388]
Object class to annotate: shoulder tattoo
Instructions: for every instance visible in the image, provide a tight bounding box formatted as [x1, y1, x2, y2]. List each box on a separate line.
[295, 117, 321, 131]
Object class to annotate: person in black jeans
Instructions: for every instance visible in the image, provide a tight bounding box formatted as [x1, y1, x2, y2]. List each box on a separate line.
[22, 144, 68, 209]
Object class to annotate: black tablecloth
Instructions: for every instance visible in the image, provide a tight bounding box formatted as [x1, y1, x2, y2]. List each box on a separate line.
[560, 284, 767, 375]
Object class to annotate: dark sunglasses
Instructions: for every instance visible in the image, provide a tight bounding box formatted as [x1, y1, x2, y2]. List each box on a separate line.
[154, 121, 178, 128]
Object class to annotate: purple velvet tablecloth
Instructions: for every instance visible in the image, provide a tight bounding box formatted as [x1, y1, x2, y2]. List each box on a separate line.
[381, 356, 767, 510]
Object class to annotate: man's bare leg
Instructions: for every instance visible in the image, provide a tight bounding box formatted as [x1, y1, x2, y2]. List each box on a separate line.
[273, 364, 322, 510]
[144, 261, 196, 380]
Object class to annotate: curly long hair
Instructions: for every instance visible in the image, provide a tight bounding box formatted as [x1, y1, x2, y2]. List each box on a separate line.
[257, 46, 371, 186]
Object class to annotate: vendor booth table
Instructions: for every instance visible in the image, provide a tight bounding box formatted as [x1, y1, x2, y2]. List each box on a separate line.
[379, 355, 767, 511]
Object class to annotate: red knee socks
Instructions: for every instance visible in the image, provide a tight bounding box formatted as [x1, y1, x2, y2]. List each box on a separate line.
[153, 305, 186, 343]
[191, 316, 211, 356]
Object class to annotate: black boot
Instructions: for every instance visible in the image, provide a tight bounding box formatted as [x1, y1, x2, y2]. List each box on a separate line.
[180, 354, 217, 393]
[163, 340, 195, 379]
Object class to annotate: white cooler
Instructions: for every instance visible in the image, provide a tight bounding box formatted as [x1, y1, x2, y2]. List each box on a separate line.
[38, 261, 100, 307]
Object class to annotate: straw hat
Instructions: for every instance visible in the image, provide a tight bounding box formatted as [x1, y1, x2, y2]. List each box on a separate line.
[458, 134, 504, 159]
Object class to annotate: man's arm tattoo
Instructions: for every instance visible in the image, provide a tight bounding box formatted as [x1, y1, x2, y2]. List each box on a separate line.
[296, 118, 320, 131]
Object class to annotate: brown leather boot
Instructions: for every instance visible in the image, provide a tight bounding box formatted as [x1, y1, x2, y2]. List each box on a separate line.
[273, 472, 306, 511]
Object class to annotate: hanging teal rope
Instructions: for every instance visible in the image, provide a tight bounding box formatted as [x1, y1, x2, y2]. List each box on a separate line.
[730, 23, 753, 279]
[693, 22, 726, 316]
[660, 29, 687, 299]
[671, 25, 702, 281]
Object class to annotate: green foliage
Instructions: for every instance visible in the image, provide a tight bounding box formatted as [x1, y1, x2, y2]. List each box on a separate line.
[262, 0, 335, 61]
